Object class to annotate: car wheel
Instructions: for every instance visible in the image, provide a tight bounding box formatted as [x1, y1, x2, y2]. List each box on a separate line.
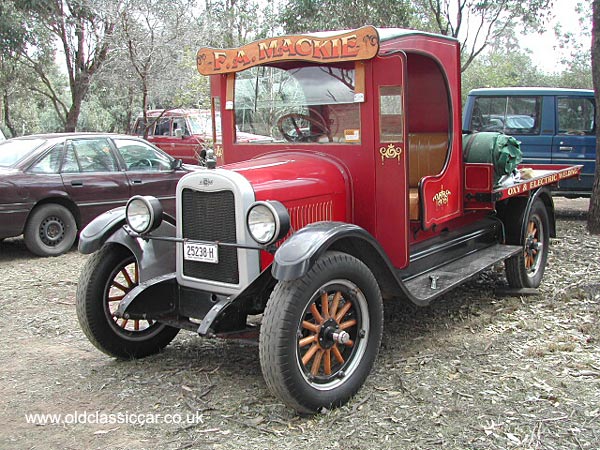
[76, 244, 180, 358]
[24, 204, 77, 256]
[259, 251, 383, 414]
[505, 199, 550, 288]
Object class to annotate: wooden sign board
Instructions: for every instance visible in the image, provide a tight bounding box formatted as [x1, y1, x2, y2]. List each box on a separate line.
[197, 26, 380, 76]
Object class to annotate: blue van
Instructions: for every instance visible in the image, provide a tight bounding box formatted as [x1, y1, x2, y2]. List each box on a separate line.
[463, 87, 595, 197]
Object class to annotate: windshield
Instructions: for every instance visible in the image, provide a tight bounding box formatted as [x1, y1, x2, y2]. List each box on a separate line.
[234, 64, 361, 144]
[0, 139, 47, 167]
[188, 113, 218, 136]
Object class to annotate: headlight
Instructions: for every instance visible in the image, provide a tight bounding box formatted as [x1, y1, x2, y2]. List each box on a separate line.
[247, 201, 290, 246]
[126, 195, 163, 234]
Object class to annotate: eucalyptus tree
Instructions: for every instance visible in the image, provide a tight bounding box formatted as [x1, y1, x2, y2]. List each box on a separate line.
[588, 0, 600, 233]
[199, 0, 282, 48]
[9, 0, 124, 131]
[414, 0, 554, 72]
[0, 1, 59, 135]
[112, 0, 205, 135]
[280, 0, 413, 33]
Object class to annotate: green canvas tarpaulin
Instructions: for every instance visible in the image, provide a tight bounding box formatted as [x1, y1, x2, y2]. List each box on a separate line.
[462, 132, 523, 185]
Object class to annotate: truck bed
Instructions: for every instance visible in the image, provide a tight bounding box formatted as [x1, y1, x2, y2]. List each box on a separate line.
[495, 164, 583, 201]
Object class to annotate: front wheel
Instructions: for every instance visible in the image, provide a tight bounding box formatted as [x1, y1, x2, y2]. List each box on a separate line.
[505, 199, 550, 288]
[76, 244, 179, 358]
[259, 251, 383, 414]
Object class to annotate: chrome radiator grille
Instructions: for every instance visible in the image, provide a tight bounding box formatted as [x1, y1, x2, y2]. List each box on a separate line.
[181, 188, 239, 284]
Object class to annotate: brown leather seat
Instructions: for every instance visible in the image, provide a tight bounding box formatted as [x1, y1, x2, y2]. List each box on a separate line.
[408, 133, 448, 220]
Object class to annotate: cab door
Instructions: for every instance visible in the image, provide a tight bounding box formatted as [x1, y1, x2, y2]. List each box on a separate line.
[372, 53, 409, 269]
[551, 95, 596, 193]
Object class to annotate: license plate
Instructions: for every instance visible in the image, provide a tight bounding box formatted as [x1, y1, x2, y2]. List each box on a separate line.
[183, 242, 219, 264]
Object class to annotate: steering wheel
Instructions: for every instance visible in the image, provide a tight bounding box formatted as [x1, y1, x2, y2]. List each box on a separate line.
[129, 159, 154, 170]
[277, 113, 333, 142]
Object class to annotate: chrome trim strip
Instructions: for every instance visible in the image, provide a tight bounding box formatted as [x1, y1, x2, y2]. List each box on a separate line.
[175, 169, 259, 296]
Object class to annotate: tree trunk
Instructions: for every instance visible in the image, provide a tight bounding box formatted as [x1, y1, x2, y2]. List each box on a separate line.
[64, 76, 89, 132]
[588, 0, 600, 234]
[2, 90, 16, 137]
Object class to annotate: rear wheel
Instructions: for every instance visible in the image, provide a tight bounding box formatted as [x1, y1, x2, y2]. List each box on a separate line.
[76, 244, 179, 358]
[260, 251, 383, 414]
[24, 204, 77, 256]
[505, 199, 550, 288]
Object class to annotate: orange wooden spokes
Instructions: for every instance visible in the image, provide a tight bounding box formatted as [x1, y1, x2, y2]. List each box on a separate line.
[311, 350, 324, 376]
[330, 291, 342, 317]
[302, 344, 319, 366]
[298, 289, 358, 379]
[324, 349, 332, 375]
[310, 303, 324, 324]
[302, 320, 319, 333]
[339, 319, 357, 330]
[321, 292, 329, 318]
[299, 335, 316, 347]
[335, 301, 352, 323]
[332, 345, 345, 364]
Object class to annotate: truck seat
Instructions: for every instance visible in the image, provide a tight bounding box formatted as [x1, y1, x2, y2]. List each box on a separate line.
[408, 133, 448, 220]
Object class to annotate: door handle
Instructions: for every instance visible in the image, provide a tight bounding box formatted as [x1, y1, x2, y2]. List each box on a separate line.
[71, 181, 83, 187]
[559, 146, 574, 152]
[132, 179, 143, 184]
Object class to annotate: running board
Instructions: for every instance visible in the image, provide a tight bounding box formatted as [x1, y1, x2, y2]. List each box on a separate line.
[404, 244, 522, 305]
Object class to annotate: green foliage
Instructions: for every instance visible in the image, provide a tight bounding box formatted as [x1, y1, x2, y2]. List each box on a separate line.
[280, 0, 413, 33]
[0, 0, 593, 137]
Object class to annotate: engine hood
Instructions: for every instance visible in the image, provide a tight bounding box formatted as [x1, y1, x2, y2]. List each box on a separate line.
[223, 152, 351, 205]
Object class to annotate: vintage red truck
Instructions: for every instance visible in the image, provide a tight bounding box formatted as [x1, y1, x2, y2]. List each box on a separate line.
[76, 26, 582, 414]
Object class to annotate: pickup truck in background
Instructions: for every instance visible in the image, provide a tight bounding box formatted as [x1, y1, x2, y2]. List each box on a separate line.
[463, 87, 595, 197]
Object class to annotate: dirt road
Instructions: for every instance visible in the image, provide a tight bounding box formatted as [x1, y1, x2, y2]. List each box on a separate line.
[0, 199, 598, 449]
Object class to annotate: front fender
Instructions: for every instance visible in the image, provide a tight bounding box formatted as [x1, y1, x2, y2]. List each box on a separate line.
[78, 206, 127, 254]
[272, 221, 384, 281]
[79, 207, 177, 283]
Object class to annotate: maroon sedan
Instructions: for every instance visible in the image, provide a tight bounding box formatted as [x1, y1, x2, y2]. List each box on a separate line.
[0, 133, 195, 256]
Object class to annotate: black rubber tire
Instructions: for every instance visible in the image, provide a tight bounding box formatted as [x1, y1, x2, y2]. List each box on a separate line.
[505, 199, 550, 288]
[76, 244, 179, 358]
[259, 251, 383, 414]
[24, 204, 77, 256]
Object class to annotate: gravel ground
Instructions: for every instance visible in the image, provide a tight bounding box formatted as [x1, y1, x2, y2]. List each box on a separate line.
[0, 198, 598, 450]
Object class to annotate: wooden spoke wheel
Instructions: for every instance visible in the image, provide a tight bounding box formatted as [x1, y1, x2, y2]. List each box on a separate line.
[76, 244, 179, 358]
[297, 281, 368, 388]
[105, 259, 155, 333]
[260, 251, 383, 414]
[505, 199, 550, 289]
[523, 218, 543, 274]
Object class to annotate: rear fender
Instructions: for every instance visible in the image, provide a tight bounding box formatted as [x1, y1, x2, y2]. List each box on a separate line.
[498, 187, 555, 242]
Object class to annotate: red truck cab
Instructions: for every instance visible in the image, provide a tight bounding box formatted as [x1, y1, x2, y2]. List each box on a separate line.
[77, 27, 582, 414]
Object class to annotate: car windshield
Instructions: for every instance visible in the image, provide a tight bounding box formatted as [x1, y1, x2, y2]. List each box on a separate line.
[0, 139, 47, 167]
[234, 63, 361, 144]
[188, 113, 218, 136]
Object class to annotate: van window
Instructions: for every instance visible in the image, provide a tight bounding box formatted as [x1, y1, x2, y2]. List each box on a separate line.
[155, 118, 171, 136]
[470, 96, 540, 135]
[557, 97, 595, 135]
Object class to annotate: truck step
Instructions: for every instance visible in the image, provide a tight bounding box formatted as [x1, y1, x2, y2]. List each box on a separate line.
[404, 244, 522, 305]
